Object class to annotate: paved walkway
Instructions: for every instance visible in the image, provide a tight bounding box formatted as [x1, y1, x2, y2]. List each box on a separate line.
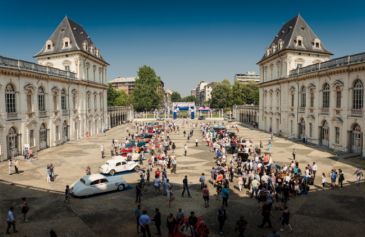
[0, 121, 364, 237]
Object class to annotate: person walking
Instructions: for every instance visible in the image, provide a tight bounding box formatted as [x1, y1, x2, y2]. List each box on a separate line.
[235, 216, 247, 237]
[8, 159, 13, 175]
[100, 145, 105, 159]
[134, 204, 142, 233]
[182, 175, 191, 198]
[153, 208, 162, 235]
[280, 205, 293, 232]
[199, 173, 206, 190]
[6, 207, 17, 234]
[217, 205, 227, 235]
[258, 202, 272, 228]
[312, 162, 318, 178]
[188, 211, 198, 237]
[14, 159, 19, 174]
[167, 186, 174, 208]
[354, 168, 363, 186]
[136, 183, 143, 203]
[139, 210, 152, 237]
[202, 185, 210, 208]
[195, 138, 198, 147]
[171, 157, 177, 174]
[166, 213, 177, 237]
[64, 185, 70, 203]
[330, 169, 337, 189]
[172, 142, 176, 153]
[338, 169, 345, 188]
[292, 148, 296, 161]
[321, 173, 327, 190]
[21, 197, 29, 222]
[221, 185, 230, 207]
[184, 144, 188, 157]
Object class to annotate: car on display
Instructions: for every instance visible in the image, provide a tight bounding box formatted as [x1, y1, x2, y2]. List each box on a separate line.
[100, 158, 141, 175]
[198, 116, 205, 120]
[70, 174, 128, 197]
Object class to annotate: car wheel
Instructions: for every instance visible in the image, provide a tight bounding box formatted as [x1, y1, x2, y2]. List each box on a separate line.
[134, 166, 140, 172]
[118, 184, 125, 191]
[110, 170, 116, 176]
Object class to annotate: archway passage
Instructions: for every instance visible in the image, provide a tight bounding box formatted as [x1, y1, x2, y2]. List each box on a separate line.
[39, 123, 48, 150]
[298, 118, 305, 139]
[7, 127, 19, 159]
[63, 120, 69, 143]
[350, 123, 362, 154]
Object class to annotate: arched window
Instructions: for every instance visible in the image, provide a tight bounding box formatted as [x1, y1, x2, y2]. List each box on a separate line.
[94, 93, 97, 110]
[61, 89, 67, 110]
[39, 123, 48, 150]
[300, 86, 306, 108]
[353, 79, 363, 110]
[72, 90, 77, 110]
[322, 83, 330, 108]
[336, 86, 342, 108]
[5, 84, 16, 113]
[87, 92, 91, 110]
[38, 87, 46, 111]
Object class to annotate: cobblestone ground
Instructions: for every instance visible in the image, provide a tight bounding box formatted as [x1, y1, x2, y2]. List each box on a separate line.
[0, 120, 364, 237]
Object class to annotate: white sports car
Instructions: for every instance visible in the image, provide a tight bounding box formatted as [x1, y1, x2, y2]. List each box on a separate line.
[100, 158, 141, 175]
[70, 174, 128, 197]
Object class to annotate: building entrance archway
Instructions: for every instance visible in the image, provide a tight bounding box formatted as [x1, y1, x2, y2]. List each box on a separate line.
[7, 127, 19, 159]
[320, 120, 329, 147]
[39, 123, 48, 150]
[350, 123, 362, 154]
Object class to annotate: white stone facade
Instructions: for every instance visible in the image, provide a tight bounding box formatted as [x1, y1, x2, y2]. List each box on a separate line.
[258, 15, 365, 156]
[0, 17, 108, 161]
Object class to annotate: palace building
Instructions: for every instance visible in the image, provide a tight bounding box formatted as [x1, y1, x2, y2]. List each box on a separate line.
[257, 14, 365, 156]
[0, 16, 108, 160]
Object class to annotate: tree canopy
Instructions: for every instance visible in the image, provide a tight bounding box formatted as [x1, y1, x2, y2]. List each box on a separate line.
[171, 91, 182, 102]
[210, 79, 232, 108]
[132, 65, 164, 111]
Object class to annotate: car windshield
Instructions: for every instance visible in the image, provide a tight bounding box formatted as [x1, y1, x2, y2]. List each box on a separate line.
[80, 178, 86, 184]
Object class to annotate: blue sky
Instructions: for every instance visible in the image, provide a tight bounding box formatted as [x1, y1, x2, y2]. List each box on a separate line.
[1, 0, 365, 95]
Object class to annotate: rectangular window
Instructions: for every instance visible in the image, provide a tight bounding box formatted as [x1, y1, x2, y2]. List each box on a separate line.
[53, 95, 57, 111]
[291, 94, 294, 107]
[61, 96, 67, 110]
[309, 123, 312, 138]
[310, 92, 314, 107]
[336, 90, 341, 108]
[335, 127, 340, 144]
[56, 126, 59, 141]
[27, 94, 32, 112]
[29, 130, 34, 147]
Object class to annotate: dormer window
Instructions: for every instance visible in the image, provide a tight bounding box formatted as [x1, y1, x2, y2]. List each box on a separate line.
[298, 40, 302, 46]
[295, 36, 304, 47]
[278, 40, 283, 50]
[83, 41, 88, 51]
[62, 37, 70, 49]
[45, 40, 53, 51]
[313, 38, 321, 49]
[266, 48, 270, 56]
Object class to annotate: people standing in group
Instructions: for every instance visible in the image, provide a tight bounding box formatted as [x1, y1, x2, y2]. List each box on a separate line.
[182, 175, 191, 198]
[152, 208, 162, 235]
[330, 169, 337, 189]
[217, 205, 227, 235]
[21, 197, 29, 222]
[6, 207, 17, 234]
[139, 210, 152, 237]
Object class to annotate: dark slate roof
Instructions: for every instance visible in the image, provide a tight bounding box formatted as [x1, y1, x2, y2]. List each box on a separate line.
[258, 15, 332, 63]
[34, 16, 107, 64]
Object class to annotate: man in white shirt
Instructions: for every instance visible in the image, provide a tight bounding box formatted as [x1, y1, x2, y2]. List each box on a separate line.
[312, 162, 318, 178]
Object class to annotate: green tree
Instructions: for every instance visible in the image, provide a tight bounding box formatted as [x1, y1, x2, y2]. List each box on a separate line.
[210, 79, 232, 108]
[181, 95, 198, 103]
[132, 65, 164, 111]
[231, 81, 259, 105]
[171, 91, 182, 102]
[107, 84, 130, 106]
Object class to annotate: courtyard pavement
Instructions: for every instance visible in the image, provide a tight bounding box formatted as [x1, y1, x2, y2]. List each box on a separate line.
[0, 120, 364, 237]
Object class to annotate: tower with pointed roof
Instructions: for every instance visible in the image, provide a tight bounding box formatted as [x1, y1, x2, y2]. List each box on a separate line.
[35, 16, 108, 84]
[257, 14, 332, 82]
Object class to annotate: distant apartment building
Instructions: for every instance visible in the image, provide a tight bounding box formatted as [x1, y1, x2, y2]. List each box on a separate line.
[109, 77, 136, 95]
[194, 81, 216, 105]
[191, 88, 196, 97]
[235, 72, 260, 84]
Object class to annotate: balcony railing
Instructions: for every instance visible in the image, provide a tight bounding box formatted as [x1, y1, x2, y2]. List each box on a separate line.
[0, 55, 76, 80]
[39, 111, 47, 117]
[7, 112, 18, 120]
[289, 52, 365, 77]
[321, 107, 329, 114]
[62, 110, 69, 116]
[308, 108, 314, 113]
[299, 107, 305, 113]
[351, 109, 363, 117]
[335, 108, 341, 115]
